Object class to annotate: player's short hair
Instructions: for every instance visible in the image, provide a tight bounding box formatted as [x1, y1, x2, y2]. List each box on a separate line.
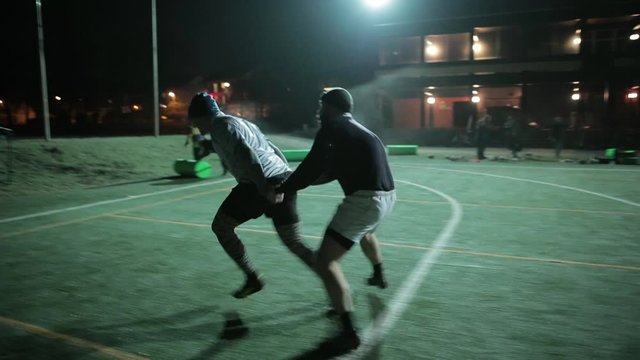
[188, 92, 221, 120]
[321, 88, 353, 113]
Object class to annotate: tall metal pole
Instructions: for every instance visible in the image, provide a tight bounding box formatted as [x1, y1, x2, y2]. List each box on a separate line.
[151, 0, 160, 137]
[35, 0, 51, 140]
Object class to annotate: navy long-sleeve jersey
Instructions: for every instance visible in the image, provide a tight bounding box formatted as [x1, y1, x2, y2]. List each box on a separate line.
[278, 114, 395, 196]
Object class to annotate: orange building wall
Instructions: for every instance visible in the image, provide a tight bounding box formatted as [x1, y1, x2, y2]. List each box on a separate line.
[392, 98, 421, 128]
[428, 97, 470, 128]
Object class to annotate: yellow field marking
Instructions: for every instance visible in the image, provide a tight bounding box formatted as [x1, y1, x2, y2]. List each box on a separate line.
[300, 193, 640, 216]
[107, 214, 324, 240]
[0, 188, 231, 240]
[0, 316, 148, 360]
[108, 214, 640, 272]
[383, 241, 640, 272]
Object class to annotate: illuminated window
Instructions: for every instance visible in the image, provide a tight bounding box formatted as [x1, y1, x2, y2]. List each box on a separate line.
[527, 20, 580, 57]
[424, 33, 471, 63]
[379, 36, 421, 65]
[474, 26, 522, 60]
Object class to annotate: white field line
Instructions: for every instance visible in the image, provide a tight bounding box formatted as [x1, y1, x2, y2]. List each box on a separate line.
[394, 162, 640, 172]
[395, 164, 640, 208]
[344, 180, 463, 359]
[0, 178, 234, 224]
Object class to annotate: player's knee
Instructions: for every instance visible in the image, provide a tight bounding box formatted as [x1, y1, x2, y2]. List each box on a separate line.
[315, 253, 333, 275]
[211, 217, 234, 238]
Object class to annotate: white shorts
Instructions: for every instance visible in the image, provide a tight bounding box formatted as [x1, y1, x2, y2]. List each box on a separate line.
[328, 190, 396, 244]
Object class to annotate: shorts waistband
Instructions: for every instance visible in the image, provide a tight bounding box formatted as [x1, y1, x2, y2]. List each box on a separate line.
[349, 189, 396, 197]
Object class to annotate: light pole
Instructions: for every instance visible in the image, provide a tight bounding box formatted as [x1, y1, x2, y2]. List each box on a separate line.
[151, 0, 159, 137]
[35, 0, 51, 140]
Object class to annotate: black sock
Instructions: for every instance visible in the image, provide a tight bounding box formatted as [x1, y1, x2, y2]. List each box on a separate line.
[340, 312, 356, 334]
[373, 263, 383, 278]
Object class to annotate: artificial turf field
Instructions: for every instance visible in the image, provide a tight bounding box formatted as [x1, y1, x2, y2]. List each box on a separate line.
[1, 154, 639, 359]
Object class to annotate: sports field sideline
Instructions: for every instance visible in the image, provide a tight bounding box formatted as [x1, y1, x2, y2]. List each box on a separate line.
[1, 151, 639, 359]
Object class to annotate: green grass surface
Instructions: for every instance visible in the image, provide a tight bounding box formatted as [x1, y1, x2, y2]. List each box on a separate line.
[1, 136, 639, 359]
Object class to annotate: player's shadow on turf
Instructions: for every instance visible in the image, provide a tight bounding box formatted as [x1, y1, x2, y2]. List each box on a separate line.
[289, 294, 386, 360]
[362, 293, 385, 360]
[4, 306, 222, 359]
[87, 175, 202, 189]
[14, 303, 323, 359]
[189, 305, 327, 360]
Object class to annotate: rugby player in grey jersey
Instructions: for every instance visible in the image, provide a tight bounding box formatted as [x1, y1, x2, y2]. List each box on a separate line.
[187, 92, 315, 299]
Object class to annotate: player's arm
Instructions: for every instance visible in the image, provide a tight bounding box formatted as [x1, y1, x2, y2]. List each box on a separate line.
[277, 129, 330, 193]
[312, 170, 336, 185]
[268, 139, 288, 165]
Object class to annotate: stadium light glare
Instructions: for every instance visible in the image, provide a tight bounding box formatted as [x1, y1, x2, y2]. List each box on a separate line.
[364, 0, 391, 9]
[571, 93, 580, 101]
[572, 36, 581, 45]
[630, 33, 640, 41]
[627, 92, 638, 99]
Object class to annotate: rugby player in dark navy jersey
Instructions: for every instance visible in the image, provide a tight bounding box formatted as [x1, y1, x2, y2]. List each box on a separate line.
[277, 88, 396, 354]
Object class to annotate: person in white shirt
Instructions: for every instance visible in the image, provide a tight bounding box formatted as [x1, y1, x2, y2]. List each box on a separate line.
[187, 92, 314, 299]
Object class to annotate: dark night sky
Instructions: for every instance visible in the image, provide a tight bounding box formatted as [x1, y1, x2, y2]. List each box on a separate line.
[0, 0, 632, 104]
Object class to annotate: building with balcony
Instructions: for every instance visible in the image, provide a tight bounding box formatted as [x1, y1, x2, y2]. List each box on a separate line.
[363, 4, 640, 148]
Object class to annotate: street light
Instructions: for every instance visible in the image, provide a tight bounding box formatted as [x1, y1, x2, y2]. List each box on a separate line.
[364, 0, 391, 9]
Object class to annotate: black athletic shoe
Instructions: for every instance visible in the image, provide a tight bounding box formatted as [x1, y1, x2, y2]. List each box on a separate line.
[317, 331, 360, 357]
[232, 275, 264, 299]
[367, 275, 387, 289]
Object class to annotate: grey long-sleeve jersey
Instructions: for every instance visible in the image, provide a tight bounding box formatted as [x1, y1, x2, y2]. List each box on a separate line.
[207, 113, 291, 194]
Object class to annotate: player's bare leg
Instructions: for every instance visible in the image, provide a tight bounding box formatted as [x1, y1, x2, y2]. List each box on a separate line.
[315, 233, 360, 354]
[360, 233, 387, 289]
[211, 212, 264, 298]
[275, 222, 316, 269]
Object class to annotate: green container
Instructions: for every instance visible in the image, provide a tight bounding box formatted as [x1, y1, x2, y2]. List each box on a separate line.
[386, 145, 418, 155]
[174, 159, 213, 178]
[282, 149, 310, 162]
[604, 148, 616, 159]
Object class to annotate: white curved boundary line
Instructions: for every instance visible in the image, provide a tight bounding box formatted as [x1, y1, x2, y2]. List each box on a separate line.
[395, 162, 640, 173]
[344, 180, 463, 359]
[396, 164, 640, 208]
[0, 178, 235, 224]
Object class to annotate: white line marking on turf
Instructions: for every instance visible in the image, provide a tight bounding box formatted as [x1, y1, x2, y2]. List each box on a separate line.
[0, 178, 234, 224]
[344, 180, 463, 359]
[395, 164, 640, 208]
[394, 162, 640, 172]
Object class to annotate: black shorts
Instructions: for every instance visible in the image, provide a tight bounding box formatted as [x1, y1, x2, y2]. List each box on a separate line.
[218, 182, 299, 226]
